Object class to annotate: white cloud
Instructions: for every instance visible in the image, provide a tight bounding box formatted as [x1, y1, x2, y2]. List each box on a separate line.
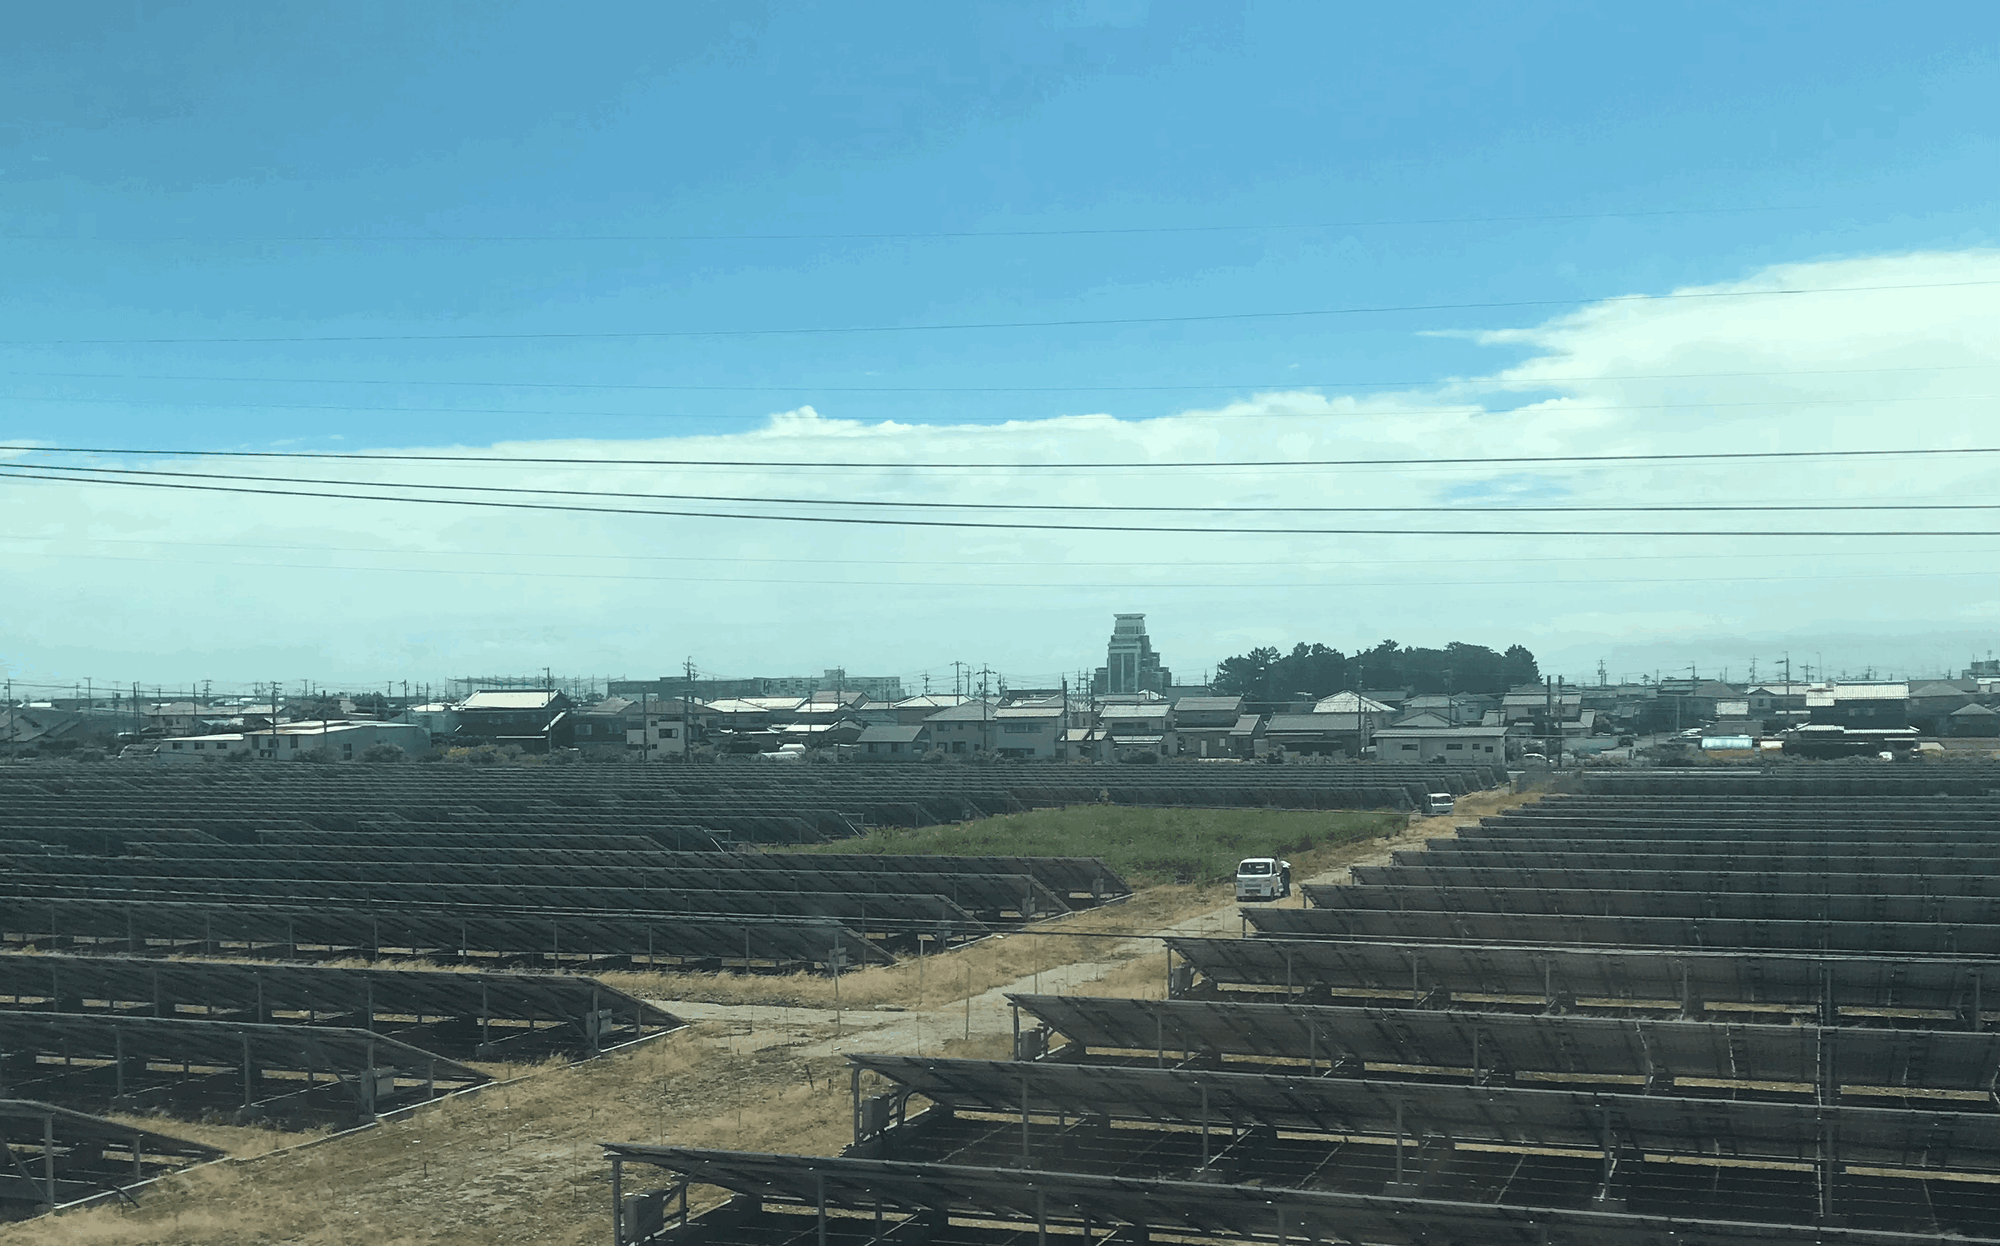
[3, 249, 1997, 689]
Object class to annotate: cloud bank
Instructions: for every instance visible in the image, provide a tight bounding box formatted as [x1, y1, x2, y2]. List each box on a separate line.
[3, 249, 1997, 691]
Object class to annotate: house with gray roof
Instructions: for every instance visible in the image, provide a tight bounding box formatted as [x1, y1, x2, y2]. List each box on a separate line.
[856, 723, 932, 759]
[1171, 695, 1242, 758]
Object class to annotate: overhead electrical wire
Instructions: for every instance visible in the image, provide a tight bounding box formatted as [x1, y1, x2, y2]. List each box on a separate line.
[0, 278, 1992, 346]
[4, 466, 1997, 537]
[4, 389, 1996, 425]
[0, 202, 1845, 244]
[13, 461, 2000, 515]
[6, 361, 1995, 394]
[8, 442, 1999, 472]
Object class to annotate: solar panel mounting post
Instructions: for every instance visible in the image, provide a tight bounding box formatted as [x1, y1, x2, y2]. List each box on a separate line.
[1199, 1082, 1210, 1166]
[815, 1172, 827, 1246]
[1021, 1072, 1031, 1166]
[610, 1156, 623, 1246]
[1394, 1099, 1406, 1185]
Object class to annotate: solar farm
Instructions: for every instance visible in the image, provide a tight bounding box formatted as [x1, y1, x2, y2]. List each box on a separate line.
[0, 761, 1499, 1223]
[606, 768, 2000, 1246]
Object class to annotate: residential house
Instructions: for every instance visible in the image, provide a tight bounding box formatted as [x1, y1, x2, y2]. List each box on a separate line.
[1745, 682, 1811, 718]
[1096, 701, 1175, 760]
[453, 690, 576, 751]
[1908, 680, 1980, 734]
[1061, 724, 1102, 761]
[1313, 691, 1395, 717]
[703, 698, 784, 732]
[569, 696, 636, 759]
[402, 701, 462, 738]
[888, 694, 971, 725]
[156, 731, 253, 762]
[1653, 678, 1740, 727]
[1227, 713, 1263, 758]
[1261, 712, 1366, 757]
[1391, 710, 1455, 731]
[777, 717, 865, 749]
[994, 704, 1064, 759]
[1400, 693, 1494, 726]
[1807, 683, 1910, 730]
[144, 701, 210, 734]
[1498, 685, 1585, 725]
[1171, 695, 1244, 758]
[1947, 702, 2000, 737]
[165, 720, 431, 763]
[857, 723, 932, 760]
[924, 701, 1000, 755]
[1371, 724, 1509, 764]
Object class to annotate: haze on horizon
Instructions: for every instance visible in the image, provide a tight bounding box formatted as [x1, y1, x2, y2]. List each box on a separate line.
[2, 3, 1996, 694]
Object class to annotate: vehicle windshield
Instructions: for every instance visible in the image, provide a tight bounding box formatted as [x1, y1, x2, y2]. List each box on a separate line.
[1237, 860, 1272, 875]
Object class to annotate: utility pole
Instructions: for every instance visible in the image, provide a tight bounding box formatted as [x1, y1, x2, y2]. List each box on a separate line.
[681, 657, 695, 761]
[976, 666, 996, 753]
[951, 661, 967, 699]
[1544, 676, 1556, 765]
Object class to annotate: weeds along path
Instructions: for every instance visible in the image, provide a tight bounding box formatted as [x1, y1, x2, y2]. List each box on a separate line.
[8, 791, 1534, 1246]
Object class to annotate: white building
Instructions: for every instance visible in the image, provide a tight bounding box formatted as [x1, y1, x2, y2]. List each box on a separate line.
[161, 720, 430, 763]
[993, 705, 1063, 759]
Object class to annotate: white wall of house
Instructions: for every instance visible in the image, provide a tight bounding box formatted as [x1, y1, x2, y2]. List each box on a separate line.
[157, 732, 251, 762]
[625, 716, 689, 759]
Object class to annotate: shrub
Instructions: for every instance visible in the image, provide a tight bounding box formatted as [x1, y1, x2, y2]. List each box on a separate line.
[359, 743, 405, 764]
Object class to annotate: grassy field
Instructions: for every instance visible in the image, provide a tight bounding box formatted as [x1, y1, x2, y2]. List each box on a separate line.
[784, 804, 1407, 886]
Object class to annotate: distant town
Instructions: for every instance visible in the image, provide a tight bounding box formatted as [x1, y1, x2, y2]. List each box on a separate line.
[4, 613, 1997, 766]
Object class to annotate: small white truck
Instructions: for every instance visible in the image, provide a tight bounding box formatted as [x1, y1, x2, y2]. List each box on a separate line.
[1418, 791, 1455, 816]
[1235, 856, 1292, 901]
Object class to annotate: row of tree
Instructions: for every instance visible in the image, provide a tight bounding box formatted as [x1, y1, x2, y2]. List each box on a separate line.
[1213, 640, 1540, 701]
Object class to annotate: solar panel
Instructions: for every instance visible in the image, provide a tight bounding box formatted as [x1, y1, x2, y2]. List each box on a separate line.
[1245, 904, 2000, 956]
[1009, 994, 2000, 1092]
[1165, 935, 1998, 1018]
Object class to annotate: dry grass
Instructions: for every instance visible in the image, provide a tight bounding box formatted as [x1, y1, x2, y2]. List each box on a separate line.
[600, 815, 1423, 1013]
[15, 1024, 859, 1246]
[789, 805, 1405, 887]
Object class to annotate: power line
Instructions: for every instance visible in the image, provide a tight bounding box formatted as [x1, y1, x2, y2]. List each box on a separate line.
[16, 461, 2000, 515]
[6, 361, 1994, 395]
[2, 279, 1992, 346]
[10, 442, 1999, 472]
[4, 388, 1996, 425]
[0, 202, 1841, 245]
[5, 466, 1999, 537]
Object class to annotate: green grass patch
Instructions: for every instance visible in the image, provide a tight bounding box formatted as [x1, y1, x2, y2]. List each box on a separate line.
[782, 806, 1406, 887]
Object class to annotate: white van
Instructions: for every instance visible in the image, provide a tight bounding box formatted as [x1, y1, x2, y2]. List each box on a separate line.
[1419, 791, 1455, 816]
[1235, 856, 1292, 901]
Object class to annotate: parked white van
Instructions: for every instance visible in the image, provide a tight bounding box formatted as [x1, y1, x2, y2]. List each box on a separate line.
[1235, 856, 1292, 901]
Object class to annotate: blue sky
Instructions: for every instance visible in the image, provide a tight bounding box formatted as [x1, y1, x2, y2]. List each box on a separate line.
[2, 3, 1997, 690]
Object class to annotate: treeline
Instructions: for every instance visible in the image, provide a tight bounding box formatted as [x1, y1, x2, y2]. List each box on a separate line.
[1213, 640, 1540, 701]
